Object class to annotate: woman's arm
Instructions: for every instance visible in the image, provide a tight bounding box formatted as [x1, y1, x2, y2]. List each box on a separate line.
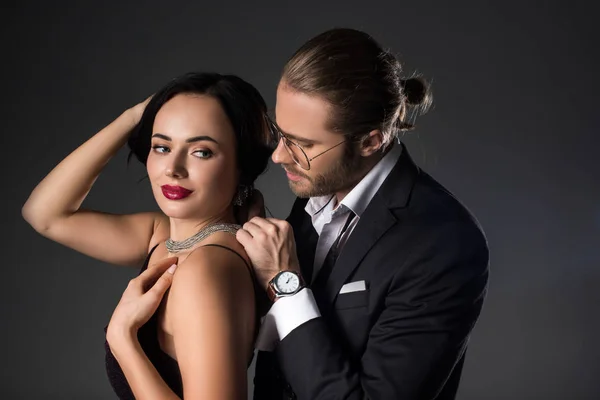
[171, 245, 255, 399]
[22, 100, 166, 266]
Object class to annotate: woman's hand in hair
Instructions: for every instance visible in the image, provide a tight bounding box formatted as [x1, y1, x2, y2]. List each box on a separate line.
[127, 95, 153, 126]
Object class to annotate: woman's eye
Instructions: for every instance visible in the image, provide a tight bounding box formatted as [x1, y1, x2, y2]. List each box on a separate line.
[193, 149, 213, 159]
[151, 145, 170, 153]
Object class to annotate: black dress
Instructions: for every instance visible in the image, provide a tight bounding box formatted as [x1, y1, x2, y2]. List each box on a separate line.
[104, 243, 262, 399]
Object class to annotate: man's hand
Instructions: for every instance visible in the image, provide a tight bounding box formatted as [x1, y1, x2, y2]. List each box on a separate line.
[236, 217, 300, 290]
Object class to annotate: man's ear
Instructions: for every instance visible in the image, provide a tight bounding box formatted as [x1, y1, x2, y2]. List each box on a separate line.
[359, 129, 384, 157]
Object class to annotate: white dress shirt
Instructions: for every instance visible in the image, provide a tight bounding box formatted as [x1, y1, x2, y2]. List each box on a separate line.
[255, 142, 403, 351]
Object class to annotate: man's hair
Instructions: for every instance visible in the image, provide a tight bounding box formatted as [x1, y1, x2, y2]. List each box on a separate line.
[282, 28, 432, 147]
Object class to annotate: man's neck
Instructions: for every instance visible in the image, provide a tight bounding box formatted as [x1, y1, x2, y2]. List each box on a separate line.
[333, 145, 392, 205]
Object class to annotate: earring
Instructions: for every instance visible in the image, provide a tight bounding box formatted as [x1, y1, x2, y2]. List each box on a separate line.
[233, 185, 252, 206]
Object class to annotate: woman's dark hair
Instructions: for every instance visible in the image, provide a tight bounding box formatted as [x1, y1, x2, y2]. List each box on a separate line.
[128, 72, 272, 186]
[282, 28, 433, 147]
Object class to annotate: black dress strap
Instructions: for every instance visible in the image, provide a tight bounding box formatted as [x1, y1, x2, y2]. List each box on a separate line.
[146, 242, 255, 281]
[201, 243, 256, 281]
[140, 243, 160, 273]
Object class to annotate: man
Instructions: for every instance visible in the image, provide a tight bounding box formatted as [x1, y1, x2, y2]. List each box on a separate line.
[237, 28, 489, 400]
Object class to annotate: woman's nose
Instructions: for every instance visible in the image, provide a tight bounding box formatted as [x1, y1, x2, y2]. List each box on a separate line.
[165, 156, 188, 179]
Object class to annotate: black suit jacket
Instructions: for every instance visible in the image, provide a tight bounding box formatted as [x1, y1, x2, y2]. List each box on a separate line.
[254, 144, 489, 400]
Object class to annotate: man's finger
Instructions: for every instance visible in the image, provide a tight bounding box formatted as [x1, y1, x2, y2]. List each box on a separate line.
[236, 228, 254, 247]
[266, 218, 289, 229]
[241, 220, 264, 237]
[248, 217, 280, 235]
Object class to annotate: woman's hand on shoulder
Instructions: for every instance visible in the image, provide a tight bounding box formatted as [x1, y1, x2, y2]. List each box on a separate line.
[106, 256, 178, 347]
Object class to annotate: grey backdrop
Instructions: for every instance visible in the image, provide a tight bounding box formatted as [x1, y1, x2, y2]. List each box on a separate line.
[3, 1, 598, 399]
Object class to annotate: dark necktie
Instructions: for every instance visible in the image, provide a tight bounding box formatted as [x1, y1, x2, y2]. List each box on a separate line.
[298, 223, 319, 287]
[311, 211, 356, 310]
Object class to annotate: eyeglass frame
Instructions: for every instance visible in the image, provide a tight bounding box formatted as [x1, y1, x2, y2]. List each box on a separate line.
[266, 116, 348, 171]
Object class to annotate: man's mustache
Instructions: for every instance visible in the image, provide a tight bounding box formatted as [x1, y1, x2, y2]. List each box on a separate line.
[283, 166, 310, 180]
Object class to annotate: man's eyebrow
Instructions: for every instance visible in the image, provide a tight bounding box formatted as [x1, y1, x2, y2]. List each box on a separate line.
[273, 123, 317, 144]
[151, 133, 219, 144]
[284, 132, 316, 144]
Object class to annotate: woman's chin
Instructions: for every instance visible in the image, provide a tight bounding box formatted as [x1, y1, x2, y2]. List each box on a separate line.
[156, 203, 194, 220]
[154, 195, 233, 221]
[156, 203, 223, 221]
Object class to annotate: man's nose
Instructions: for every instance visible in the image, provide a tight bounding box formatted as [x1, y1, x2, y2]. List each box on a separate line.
[271, 138, 292, 165]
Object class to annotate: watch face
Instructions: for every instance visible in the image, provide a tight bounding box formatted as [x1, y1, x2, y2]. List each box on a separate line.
[275, 271, 300, 294]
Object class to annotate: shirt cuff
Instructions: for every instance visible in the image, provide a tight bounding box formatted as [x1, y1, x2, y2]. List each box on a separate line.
[255, 288, 321, 351]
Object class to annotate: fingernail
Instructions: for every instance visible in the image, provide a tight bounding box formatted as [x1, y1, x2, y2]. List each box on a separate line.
[167, 264, 177, 274]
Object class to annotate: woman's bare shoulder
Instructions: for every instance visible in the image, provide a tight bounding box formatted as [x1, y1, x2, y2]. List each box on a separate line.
[174, 234, 252, 290]
[167, 236, 256, 331]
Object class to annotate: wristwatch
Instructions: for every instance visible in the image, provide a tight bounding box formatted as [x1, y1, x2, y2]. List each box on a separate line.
[267, 270, 305, 302]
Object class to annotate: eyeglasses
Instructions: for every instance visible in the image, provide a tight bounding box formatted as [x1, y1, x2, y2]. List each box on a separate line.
[265, 117, 347, 171]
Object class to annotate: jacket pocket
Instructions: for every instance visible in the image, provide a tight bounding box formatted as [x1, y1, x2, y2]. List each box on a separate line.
[334, 290, 369, 309]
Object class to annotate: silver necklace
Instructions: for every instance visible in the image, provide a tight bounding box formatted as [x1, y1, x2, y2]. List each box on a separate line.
[165, 222, 241, 254]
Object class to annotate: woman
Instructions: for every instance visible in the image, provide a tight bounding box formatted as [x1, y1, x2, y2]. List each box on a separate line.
[22, 72, 273, 399]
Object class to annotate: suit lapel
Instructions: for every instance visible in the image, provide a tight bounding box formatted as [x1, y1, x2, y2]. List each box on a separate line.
[322, 195, 396, 309]
[320, 143, 420, 310]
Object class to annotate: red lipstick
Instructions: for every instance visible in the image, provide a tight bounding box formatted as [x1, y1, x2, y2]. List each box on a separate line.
[161, 185, 193, 200]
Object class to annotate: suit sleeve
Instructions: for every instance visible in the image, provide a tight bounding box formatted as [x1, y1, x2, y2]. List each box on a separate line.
[275, 221, 490, 400]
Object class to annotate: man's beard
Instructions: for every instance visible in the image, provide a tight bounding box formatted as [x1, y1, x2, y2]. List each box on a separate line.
[287, 144, 364, 198]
